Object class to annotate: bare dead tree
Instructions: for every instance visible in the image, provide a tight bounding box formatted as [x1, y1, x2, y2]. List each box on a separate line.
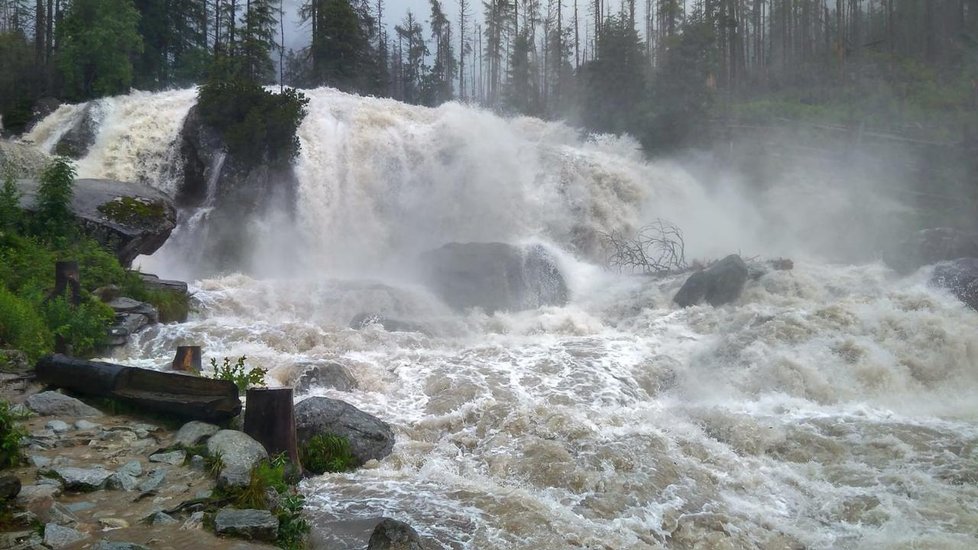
[600, 219, 687, 274]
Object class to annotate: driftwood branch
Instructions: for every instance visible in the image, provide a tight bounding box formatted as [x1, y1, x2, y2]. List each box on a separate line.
[600, 219, 688, 274]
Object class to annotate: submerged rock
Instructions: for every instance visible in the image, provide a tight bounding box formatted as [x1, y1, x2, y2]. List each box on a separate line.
[367, 518, 425, 550]
[931, 258, 978, 310]
[674, 255, 749, 308]
[213, 508, 279, 542]
[293, 362, 358, 394]
[887, 227, 978, 273]
[15, 178, 177, 267]
[53, 103, 100, 159]
[420, 242, 568, 313]
[294, 397, 394, 465]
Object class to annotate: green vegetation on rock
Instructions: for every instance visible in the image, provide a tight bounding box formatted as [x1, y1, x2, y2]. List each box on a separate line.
[300, 433, 358, 474]
[0, 400, 26, 469]
[210, 356, 268, 392]
[97, 196, 168, 228]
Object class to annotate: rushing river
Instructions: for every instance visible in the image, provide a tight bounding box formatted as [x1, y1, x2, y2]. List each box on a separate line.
[23, 88, 978, 549]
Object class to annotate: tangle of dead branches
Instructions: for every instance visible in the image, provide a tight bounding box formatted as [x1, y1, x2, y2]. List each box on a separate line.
[600, 219, 688, 274]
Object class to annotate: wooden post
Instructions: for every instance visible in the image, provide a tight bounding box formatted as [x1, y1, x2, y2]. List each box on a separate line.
[172, 346, 203, 372]
[243, 388, 301, 469]
[53, 261, 81, 306]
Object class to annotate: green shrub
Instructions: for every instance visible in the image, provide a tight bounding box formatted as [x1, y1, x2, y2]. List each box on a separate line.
[300, 434, 358, 474]
[33, 157, 77, 240]
[211, 356, 267, 392]
[40, 295, 114, 358]
[0, 286, 51, 362]
[0, 173, 20, 233]
[276, 491, 310, 549]
[0, 399, 26, 469]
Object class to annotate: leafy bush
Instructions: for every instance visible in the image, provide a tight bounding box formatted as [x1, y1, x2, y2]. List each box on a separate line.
[0, 173, 20, 233]
[197, 77, 308, 168]
[0, 287, 51, 362]
[40, 295, 114, 358]
[33, 157, 77, 240]
[0, 399, 26, 469]
[211, 356, 267, 392]
[300, 433, 358, 474]
[276, 491, 310, 549]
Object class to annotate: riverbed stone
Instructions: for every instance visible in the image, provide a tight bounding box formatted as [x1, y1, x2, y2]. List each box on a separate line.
[46, 420, 70, 433]
[26, 391, 103, 417]
[674, 254, 749, 308]
[51, 466, 112, 491]
[149, 450, 186, 465]
[43, 524, 88, 548]
[214, 508, 279, 542]
[367, 518, 425, 550]
[118, 460, 142, 477]
[74, 419, 101, 431]
[174, 420, 220, 447]
[137, 469, 166, 492]
[107, 472, 138, 492]
[148, 511, 178, 525]
[93, 541, 151, 550]
[295, 397, 394, 465]
[207, 430, 268, 486]
[0, 474, 21, 502]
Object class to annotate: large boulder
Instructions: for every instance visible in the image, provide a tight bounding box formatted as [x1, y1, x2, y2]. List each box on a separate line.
[26, 392, 103, 417]
[294, 362, 358, 394]
[294, 397, 394, 466]
[674, 254, 749, 308]
[53, 103, 100, 159]
[15, 178, 177, 267]
[886, 228, 978, 274]
[931, 258, 978, 310]
[420, 242, 568, 313]
[207, 430, 268, 487]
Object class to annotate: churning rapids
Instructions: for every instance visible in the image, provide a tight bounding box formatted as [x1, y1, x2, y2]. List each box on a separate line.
[23, 89, 978, 549]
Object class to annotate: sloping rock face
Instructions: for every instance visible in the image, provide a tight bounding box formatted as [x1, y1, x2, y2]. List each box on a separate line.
[16, 178, 176, 267]
[931, 258, 978, 310]
[674, 255, 749, 308]
[177, 104, 298, 272]
[53, 103, 101, 159]
[294, 397, 394, 466]
[420, 242, 569, 313]
[886, 228, 978, 274]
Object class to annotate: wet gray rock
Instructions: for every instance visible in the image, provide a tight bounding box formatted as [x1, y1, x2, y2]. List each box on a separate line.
[17, 483, 60, 503]
[367, 518, 425, 550]
[74, 419, 100, 431]
[29, 455, 51, 468]
[189, 455, 206, 471]
[207, 430, 268, 483]
[294, 362, 358, 394]
[14, 178, 177, 267]
[420, 242, 568, 313]
[174, 420, 221, 447]
[148, 511, 179, 525]
[887, 227, 978, 273]
[218, 466, 251, 489]
[674, 254, 749, 308]
[46, 420, 69, 433]
[349, 313, 429, 335]
[213, 508, 279, 542]
[53, 103, 100, 159]
[26, 392, 103, 417]
[149, 450, 185, 465]
[107, 472, 138, 492]
[43, 524, 88, 548]
[295, 397, 394, 466]
[65, 501, 95, 513]
[181, 511, 205, 530]
[137, 469, 166, 492]
[931, 258, 978, 310]
[51, 466, 112, 491]
[118, 460, 142, 477]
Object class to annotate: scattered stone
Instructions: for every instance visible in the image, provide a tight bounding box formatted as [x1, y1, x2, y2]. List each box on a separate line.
[674, 254, 749, 308]
[43, 524, 88, 548]
[174, 421, 220, 447]
[367, 518, 425, 550]
[218, 467, 251, 489]
[189, 455, 206, 471]
[207, 430, 268, 486]
[47, 502, 79, 525]
[0, 474, 21, 501]
[29, 455, 51, 468]
[107, 472, 138, 492]
[149, 450, 186, 465]
[137, 469, 166, 492]
[294, 361, 359, 394]
[74, 419, 100, 431]
[118, 460, 142, 477]
[46, 420, 70, 433]
[17, 483, 60, 503]
[147, 511, 179, 525]
[65, 501, 95, 513]
[195, 489, 212, 499]
[0, 349, 29, 373]
[420, 242, 568, 312]
[181, 511, 205, 530]
[26, 391, 103, 417]
[51, 466, 113, 491]
[213, 508, 279, 542]
[99, 517, 129, 530]
[131, 423, 160, 435]
[295, 397, 394, 465]
[92, 541, 151, 550]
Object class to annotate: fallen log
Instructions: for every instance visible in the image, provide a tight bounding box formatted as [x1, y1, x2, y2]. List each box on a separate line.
[35, 354, 241, 422]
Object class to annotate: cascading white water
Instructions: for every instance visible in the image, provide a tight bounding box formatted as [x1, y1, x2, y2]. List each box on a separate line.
[26, 87, 978, 549]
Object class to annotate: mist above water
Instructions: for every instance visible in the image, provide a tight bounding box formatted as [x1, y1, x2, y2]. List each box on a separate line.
[22, 88, 978, 549]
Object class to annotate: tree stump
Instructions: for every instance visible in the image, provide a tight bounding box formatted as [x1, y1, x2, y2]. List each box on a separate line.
[243, 388, 301, 469]
[53, 261, 81, 306]
[172, 346, 202, 372]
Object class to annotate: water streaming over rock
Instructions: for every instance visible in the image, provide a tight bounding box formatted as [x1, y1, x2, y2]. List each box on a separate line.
[25, 87, 978, 549]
